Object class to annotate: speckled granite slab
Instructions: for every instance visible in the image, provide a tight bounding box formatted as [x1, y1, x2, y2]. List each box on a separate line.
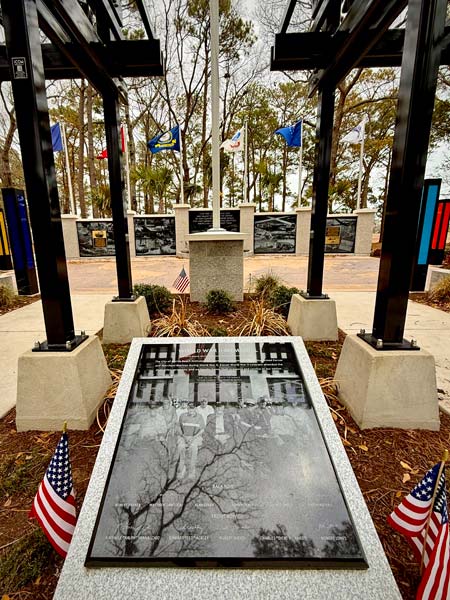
[53, 337, 401, 600]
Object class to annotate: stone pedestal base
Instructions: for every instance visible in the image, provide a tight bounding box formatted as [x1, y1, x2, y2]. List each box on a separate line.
[187, 232, 246, 302]
[16, 335, 112, 431]
[287, 294, 338, 341]
[335, 334, 439, 430]
[103, 296, 150, 344]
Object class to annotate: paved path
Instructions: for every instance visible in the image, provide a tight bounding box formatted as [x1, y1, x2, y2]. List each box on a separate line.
[2, 256, 449, 420]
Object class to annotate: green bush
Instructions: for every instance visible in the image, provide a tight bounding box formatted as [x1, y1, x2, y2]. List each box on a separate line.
[208, 325, 228, 336]
[252, 272, 281, 298]
[429, 276, 450, 303]
[205, 289, 233, 314]
[269, 285, 300, 317]
[0, 284, 14, 308]
[133, 284, 172, 316]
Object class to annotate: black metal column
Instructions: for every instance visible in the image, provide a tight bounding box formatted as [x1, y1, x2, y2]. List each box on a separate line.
[366, 0, 447, 348]
[305, 84, 335, 298]
[1, 0, 78, 348]
[103, 93, 133, 299]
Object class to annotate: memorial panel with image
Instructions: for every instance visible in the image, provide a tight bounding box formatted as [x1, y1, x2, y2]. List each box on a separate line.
[86, 340, 366, 569]
[324, 217, 357, 253]
[254, 214, 296, 254]
[134, 217, 176, 255]
[77, 221, 115, 257]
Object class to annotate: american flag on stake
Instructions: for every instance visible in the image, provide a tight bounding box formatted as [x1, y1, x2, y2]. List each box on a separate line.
[388, 457, 450, 600]
[29, 427, 77, 558]
[173, 266, 190, 292]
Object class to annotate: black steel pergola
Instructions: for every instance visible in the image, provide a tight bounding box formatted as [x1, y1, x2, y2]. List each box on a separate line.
[272, 0, 448, 349]
[0, 0, 163, 350]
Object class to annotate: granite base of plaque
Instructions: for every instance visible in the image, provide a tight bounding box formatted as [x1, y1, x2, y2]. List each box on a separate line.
[187, 232, 246, 302]
[53, 337, 400, 599]
[103, 296, 150, 344]
[288, 294, 338, 341]
[16, 335, 112, 431]
[335, 334, 440, 430]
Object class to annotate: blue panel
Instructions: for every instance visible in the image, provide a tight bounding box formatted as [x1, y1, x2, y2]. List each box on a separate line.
[418, 184, 439, 265]
[4, 191, 24, 269]
[17, 193, 35, 268]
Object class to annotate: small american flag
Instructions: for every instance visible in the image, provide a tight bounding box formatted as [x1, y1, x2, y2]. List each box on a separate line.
[29, 431, 77, 557]
[388, 462, 450, 599]
[173, 267, 189, 292]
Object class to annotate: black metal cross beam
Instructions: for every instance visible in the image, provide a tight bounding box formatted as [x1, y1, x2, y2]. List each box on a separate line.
[0, 40, 164, 81]
[271, 27, 450, 71]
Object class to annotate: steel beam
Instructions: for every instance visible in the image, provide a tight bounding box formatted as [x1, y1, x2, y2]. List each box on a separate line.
[134, 0, 156, 40]
[305, 85, 335, 298]
[0, 40, 164, 81]
[103, 94, 133, 300]
[0, 0, 76, 347]
[309, 0, 407, 93]
[280, 0, 298, 33]
[367, 0, 447, 347]
[86, 0, 124, 41]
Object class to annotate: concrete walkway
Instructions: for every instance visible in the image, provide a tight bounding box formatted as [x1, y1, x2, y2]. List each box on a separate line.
[1, 256, 449, 420]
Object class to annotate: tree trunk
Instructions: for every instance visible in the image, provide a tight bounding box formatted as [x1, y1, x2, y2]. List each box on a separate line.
[86, 84, 98, 217]
[125, 100, 137, 211]
[77, 79, 87, 217]
[0, 108, 16, 187]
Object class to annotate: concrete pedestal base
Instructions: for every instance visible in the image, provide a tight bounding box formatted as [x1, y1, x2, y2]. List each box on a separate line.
[335, 334, 439, 430]
[16, 335, 112, 431]
[103, 296, 150, 344]
[287, 294, 338, 341]
[187, 232, 246, 302]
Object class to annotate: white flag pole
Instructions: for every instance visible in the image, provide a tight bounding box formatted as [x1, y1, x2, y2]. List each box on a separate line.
[297, 120, 303, 206]
[60, 123, 75, 214]
[122, 123, 132, 210]
[243, 122, 248, 204]
[210, 0, 222, 230]
[356, 118, 366, 210]
[179, 126, 185, 204]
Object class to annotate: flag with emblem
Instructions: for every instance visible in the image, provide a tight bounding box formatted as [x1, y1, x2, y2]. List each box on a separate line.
[29, 430, 77, 558]
[173, 266, 189, 292]
[388, 461, 450, 600]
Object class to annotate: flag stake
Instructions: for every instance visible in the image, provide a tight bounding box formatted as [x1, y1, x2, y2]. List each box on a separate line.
[420, 449, 449, 574]
[63, 420, 67, 433]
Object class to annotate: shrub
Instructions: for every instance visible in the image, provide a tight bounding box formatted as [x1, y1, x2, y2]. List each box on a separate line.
[208, 325, 228, 337]
[232, 299, 290, 336]
[429, 277, 450, 303]
[151, 297, 210, 337]
[205, 289, 233, 314]
[252, 272, 281, 298]
[133, 283, 172, 316]
[269, 285, 300, 317]
[0, 284, 14, 308]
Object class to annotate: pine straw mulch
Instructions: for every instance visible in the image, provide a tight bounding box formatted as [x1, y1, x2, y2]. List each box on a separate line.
[0, 294, 40, 317]
[1, 336, 450, 599]
[410, 291, 450, 314]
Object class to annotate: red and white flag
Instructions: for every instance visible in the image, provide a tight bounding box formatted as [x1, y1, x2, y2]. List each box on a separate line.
[29, 431, 77, 558]
[173, 267, 190, 292]
[388, 462, 450, 599]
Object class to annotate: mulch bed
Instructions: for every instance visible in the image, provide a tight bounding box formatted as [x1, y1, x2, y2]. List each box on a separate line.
[410, 291, 450, 314]
[0, 294, 40, 317]
[1, 308, 449, 599]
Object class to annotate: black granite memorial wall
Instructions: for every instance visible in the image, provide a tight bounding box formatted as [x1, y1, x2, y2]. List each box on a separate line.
[324, 216, 357, 254]
[189, 210, 240, 233]
[134, 217, 176, 256]
[86, 340, 366, 569]
[77, 220, 115, 257]
[254, 214, 297, 254]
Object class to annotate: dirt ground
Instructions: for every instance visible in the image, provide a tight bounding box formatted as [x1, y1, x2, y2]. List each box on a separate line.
[1, 306, 449, 599]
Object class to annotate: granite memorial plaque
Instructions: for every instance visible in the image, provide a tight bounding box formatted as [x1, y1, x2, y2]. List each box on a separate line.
[77, 220, 115, 257]
[324, 217, 357, 253]
[189, 210, 240, 233]
[134, 217, 176, 255]
[254, 214, 296, 254]
[86, 339, 366, 569]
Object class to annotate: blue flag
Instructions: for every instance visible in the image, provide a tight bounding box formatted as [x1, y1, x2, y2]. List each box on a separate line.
[147, 125, 180, 154]
[275, 120, 302, 147]
[51, 123, 63, 152]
